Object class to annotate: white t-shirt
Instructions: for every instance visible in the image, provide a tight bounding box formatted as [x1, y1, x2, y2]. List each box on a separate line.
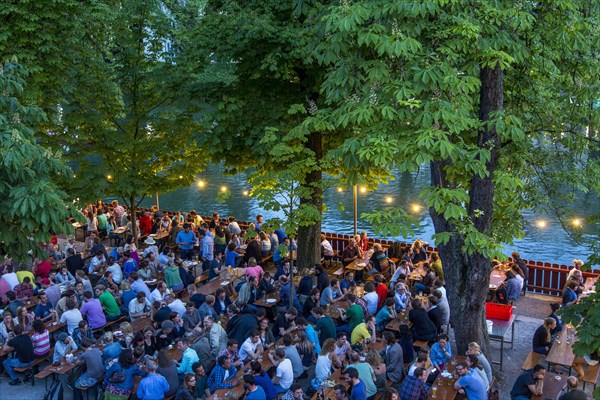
[150, 288, 167, 303]
[60, 309, 83, 335]
[315, 354, 332, 380]
[168, 299, 186, 318]
[239, 337, 259, 361]
[107, 263, 123, 284]
[276, 358, 294, 389]
[364, 292, 379, 315]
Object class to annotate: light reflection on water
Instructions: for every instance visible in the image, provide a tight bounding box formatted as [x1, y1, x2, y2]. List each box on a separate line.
[136, 165, 597, 265]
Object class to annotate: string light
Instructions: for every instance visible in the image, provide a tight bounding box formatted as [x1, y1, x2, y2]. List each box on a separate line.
[359, 186, 367, 194]
[337, 187, 344, 193]
[197, 180, 206, 188]
[411, 204, 422, 213]
[179, 175, 183, 179]
[220, 186, 227, 192]
[536, 220, 547, 228]
[385, 196, 393, 204]
[572, 218, 582, 227]
[107, 175, 112, 180]
[242, 190, 249, 196]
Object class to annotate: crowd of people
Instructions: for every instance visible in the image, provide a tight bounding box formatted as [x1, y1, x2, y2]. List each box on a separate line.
[0, 202, 595, 400]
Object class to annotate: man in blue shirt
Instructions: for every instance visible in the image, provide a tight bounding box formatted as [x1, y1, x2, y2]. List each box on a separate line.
[340, 272, 356, 295]
[453, 361, 487, 400]
[137, 360, 170, 400]
[176, 224, 196, 260]
[430, 334, 452, 371]
[278, 276, 301, 310]
[296, 317, 321, 354]
[347, 367, 367, 400]
[34, 292, 55, 321]
[244, 374, 267, 400]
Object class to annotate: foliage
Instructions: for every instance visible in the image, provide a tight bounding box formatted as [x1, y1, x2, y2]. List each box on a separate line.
[42, 0, 206, 238]
[310, 0, 599, 352]
[0, 63, 75, 259]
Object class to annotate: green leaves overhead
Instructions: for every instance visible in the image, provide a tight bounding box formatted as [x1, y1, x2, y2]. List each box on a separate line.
[0, 62, 75, 259]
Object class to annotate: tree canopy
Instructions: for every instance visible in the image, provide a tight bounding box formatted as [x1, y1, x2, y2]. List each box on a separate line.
[0, 62, 74, 259]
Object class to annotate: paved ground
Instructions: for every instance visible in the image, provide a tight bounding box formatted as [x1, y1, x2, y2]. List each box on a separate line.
[2, 264, 595, 399]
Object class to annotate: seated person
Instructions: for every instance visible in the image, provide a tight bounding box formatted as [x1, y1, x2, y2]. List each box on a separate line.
[408, 298, 437, 343]
[532, 318, 555, 355]
[510, 365, 546, 399]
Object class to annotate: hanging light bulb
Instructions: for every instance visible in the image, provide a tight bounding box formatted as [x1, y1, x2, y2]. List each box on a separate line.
[337, 187, 344, 193]
[385, 196, 393, 204]
[197, 180, 206, 188]
[536, 220, 547, 228]
[359, 186, 367, 194]
[411, 204, 422, 213]
[571, 218, 582, 227]
[107, 175, 112, 180]
[220, 186, 227, 192]
[179, 175, 183, 179]
[242, 190, 249, 196]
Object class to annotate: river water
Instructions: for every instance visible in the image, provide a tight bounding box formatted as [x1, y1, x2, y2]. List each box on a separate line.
[137, 164, 597, 265]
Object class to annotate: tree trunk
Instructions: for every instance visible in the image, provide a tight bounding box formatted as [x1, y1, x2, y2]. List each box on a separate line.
[428, 65, 504, 356]
[128, 196, 139, 248]
[297, 131, 323, 272]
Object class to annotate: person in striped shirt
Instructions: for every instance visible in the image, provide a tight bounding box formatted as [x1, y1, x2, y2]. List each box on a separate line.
[31, 319, 50, 359]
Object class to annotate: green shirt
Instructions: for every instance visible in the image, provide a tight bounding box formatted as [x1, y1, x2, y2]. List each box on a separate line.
[316, 316, 336, 345]
[99, 291, 121, 318]
[346, 304, 364, 330]
[164, 265, 183, 289]
[96, 214, 108, 230]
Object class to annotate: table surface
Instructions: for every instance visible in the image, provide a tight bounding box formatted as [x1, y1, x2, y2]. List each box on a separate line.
[489, 269, 506, 289]
[546, 326, 577, 367]
[531, 371, 568, 400]
[254, 292, 281, 308]
[345, 250, 374, 271]
[426, 355, 466, 400]
[214, 348, 275, 399]
[488, 313, 516, 339]
[583, 276, 597, 292]
[198, 277, 234, 296]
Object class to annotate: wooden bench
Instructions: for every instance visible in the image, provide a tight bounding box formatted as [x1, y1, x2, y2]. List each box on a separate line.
[15, 349, 53, 386]
[92, 314, 126, 334]
[521, 350, 543, 370]
[582, 363, 600, 390]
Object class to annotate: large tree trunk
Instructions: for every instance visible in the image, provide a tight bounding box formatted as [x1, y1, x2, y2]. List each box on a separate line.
[429, 65, 504, 356]
[297, 131, 323, 272]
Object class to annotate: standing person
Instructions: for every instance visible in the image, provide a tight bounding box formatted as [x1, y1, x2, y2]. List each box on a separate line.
[137, 360, 170, 400]
[157, 349, 180, 399]
[382, 331, 404, 391]
[347, 367, 367, 400]
[453, 361, 487, 400]
[176, 224, 196, 260]
[2, 324, 34, 385]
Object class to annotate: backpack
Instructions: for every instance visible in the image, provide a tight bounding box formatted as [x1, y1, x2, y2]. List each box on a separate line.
[495, 283, 508, 304]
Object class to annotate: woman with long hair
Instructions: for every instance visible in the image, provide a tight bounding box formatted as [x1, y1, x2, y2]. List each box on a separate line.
[532, 317, 556, 355]
[86, 210, 99, 236]
[295, 331, 314, 368]
[466, 342, 492, 383]
[259, 231, 271, 256]
[75, 270, 93, 294]
[384, 388, 399, 400]
[257, 317, 275, 349]
[466, 354, 489, 391]
[15, 306, 34, 332]
[315, 338, 341, 381]
[175, 373, 196, 400]
[366, 349, 387, 393]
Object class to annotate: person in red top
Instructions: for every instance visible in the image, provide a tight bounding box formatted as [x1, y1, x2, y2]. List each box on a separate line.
[359, 232, 369, 252]
[374, 274, 389, 310]
[13, 277, 34, 300]
[34, 258, 52, 280]
[139, 213, 153, 236]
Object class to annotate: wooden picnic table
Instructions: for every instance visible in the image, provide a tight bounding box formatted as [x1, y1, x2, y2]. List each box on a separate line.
[385, 310, 409, 332]
[531, 371, 568, 400]
[426, 355, 466, 400]
[489, 268, 506, 290]
[409, 263, 427, 282]
[254, 292, 281, 308]
[344, 250, 374, 272]
[198, 276, 235, 296]
[131, 316, 153, 332]
[546, 325, 577, 368]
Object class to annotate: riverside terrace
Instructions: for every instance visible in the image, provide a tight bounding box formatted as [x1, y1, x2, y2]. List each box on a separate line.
[0, 216, 597, 399]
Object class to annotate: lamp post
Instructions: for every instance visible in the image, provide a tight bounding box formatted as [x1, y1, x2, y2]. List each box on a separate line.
[353, 185, 358, 236]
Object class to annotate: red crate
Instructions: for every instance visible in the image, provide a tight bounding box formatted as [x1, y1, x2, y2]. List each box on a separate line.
[486, 302, 513, 320]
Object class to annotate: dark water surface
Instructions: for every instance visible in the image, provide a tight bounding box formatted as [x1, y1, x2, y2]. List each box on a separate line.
[134, 165, 597, 265]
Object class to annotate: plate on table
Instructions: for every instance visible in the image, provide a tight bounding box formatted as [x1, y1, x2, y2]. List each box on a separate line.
[145, 279, 157, 284]
[266, 298, 277, 304]
[113, 330, 123, 337]
[220, 281, 230, 286]
[356, 262, 366, 267]
[489, 284, 497, 289]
